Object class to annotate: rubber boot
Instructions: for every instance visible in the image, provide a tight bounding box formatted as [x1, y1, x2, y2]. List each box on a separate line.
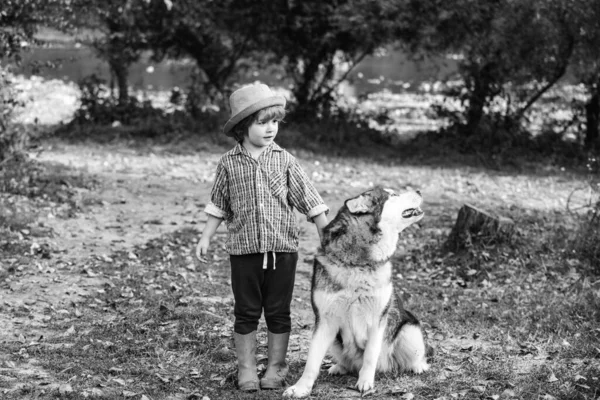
[260, 331, 290, 389]
[233, 331, 260, 392]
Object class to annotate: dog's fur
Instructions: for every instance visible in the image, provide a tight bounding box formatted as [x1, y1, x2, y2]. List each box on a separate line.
[283, 187, 430, 398]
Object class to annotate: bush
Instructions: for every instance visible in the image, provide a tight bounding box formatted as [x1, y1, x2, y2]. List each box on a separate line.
[570, 156, 600, 272]
[0, 70, 28, 164]
[71, 74, 163, 126]
[573, 207, 600, 271]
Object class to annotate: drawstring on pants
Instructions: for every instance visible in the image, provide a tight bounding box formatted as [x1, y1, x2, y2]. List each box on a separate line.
[262, 252, 277, 270]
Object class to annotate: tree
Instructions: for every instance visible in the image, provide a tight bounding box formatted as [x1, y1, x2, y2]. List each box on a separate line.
[265, 0, 403, 116]
[567, 0, 600, 149]
[137, 0, 275, 106]
[1, 0, 68, 162]
[396, 0, 574, 134]
[64, 0, 152, 106]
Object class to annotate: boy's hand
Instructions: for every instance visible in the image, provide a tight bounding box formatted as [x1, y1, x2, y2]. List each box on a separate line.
[195, 237, 210, 263]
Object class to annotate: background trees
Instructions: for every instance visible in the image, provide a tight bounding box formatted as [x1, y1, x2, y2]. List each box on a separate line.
[1, 0, 65, 162]
[395, 0, 575, 136]
[263, 0, 403, 116]
[2, 0, 600, 155]
[566, 0, 600, 149]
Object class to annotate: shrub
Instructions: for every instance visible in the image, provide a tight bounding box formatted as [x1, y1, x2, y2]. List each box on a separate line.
[71, 74, 162, 126]
[570, 156, 600, 272]
[0, 70, 28, 164]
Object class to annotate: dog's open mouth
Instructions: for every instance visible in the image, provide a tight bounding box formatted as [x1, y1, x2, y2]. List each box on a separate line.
[402, 207, 423, 218]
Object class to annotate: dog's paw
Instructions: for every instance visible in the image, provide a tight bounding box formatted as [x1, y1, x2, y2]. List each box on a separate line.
[355, 376, 375, 394]
[283, 383, 312, 398]
[328, 364, 348, 375]
[411, 361, 430, 374]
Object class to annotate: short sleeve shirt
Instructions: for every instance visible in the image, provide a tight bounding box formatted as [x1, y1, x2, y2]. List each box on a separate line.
[204, 142, 329, 255]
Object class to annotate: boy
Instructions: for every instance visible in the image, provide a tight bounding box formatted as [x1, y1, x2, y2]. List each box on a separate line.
[196, 83, 329, 391]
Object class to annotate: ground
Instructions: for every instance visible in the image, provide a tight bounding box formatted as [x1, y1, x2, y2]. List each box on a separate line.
[2, 135, 599, 400]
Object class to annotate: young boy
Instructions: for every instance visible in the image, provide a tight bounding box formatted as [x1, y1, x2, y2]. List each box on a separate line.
[196, 83, 329, 392]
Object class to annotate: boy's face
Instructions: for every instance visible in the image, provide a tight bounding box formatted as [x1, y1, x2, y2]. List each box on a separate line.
[244, 117, 279, 150]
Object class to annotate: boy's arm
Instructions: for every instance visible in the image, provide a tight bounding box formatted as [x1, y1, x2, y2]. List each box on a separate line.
[312, 212, 329, 242]
[287, 157, 330, 221]
[196, 214, 223, 262]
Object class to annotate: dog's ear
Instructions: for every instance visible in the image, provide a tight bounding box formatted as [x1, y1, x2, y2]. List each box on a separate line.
[346, 194, 371, 214]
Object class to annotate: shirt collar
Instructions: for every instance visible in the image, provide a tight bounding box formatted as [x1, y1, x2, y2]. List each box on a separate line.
[232, 141, 283, 156]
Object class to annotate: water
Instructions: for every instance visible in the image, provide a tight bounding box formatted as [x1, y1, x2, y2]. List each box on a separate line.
[13, 45, 459, 95]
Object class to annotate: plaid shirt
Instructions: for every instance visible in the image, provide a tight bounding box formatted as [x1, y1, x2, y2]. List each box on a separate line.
[205, 142, 329, 255]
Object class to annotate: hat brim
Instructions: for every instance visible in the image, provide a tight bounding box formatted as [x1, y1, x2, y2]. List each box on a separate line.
[223, 95, 286, 136]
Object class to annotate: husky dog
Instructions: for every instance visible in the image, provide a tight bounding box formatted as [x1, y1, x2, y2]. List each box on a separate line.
[283, 187, 430, 398]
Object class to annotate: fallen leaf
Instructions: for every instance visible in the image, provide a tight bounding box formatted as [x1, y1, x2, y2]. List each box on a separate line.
[472, 385, 486, 393]
[123, 390, 137, 398]
[541, 395, 556, 400]
[63, 326, 76, 336]
[190, 368, 201, 379]
[59, 384, 73, 395]
[112, 378, 126, 386]
[438, 370, 450, 380]
[546, 373, 559, 383]
[209, 373, 223, 382]
[501, 388, 516, 398]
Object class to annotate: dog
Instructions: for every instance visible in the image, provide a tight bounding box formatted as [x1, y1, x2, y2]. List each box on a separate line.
[283, 187, 430, 398]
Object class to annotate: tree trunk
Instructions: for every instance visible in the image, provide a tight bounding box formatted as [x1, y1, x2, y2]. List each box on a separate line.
[109, 58, 129, 106]
[584, 83, 599, 149]
[445, 204, 515, 252]
[466, 84, 486, 134]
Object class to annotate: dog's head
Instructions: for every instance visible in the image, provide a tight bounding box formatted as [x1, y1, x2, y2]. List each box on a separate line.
[344, 186, 424, 233]
[322, 187, 423, 262]
[322, 187, 423, 263]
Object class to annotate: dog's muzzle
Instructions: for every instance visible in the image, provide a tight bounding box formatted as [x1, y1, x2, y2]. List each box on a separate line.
[402, 207, 423, 218]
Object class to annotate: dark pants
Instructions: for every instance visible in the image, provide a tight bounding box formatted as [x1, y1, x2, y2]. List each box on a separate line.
[230, 252, 298, 334]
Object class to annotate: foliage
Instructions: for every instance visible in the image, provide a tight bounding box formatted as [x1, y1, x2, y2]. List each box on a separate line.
[133, 0, 275, 102]
[397, 0, 575, 135]
[70, 74, 158, 125]
[570, 156, 600, 269]
[1, 1, 76, 163]
[566, 0, 600, 149]
[0, 0, 45, 61]
[0, 71, 28, 164]
[265, 0, 403, 117]
[60, 0, 154, 105]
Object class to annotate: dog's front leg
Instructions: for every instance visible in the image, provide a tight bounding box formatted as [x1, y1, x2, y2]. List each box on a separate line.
[355, 323, 386, 393]
[283, 322, 337, 398]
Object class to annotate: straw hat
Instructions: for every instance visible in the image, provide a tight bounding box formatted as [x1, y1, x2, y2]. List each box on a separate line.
[223, 83, 286, 136]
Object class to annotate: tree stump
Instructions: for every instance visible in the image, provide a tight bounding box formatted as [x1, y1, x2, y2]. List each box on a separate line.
[445, 203, 515, 252]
